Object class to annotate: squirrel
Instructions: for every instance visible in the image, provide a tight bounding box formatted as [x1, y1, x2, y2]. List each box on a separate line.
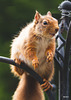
[10, 11, 59, 100]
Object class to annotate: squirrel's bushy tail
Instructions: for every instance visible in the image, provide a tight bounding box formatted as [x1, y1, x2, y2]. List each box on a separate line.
[12, 73, 45, 100]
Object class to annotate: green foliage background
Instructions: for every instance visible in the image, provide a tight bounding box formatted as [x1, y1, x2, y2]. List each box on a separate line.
[0, 0, 71, 100]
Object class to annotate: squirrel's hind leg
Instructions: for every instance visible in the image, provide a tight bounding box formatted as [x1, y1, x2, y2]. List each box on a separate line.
[11, 58, 24, 77]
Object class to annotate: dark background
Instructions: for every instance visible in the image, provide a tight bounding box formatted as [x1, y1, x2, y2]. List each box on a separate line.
[0, 0, 71, 100]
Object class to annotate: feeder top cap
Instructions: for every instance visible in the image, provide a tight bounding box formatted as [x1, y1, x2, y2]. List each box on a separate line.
[58, 0, 71, 11]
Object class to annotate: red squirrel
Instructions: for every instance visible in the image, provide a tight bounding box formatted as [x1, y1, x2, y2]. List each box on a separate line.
[10, 11, 59, 100]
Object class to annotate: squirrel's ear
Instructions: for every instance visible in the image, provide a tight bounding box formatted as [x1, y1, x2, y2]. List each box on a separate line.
[34, 11, 41, 21]
[47, 11, 52, 16]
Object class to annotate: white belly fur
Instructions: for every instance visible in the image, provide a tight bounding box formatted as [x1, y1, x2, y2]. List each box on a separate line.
[18, 37, 54, 81]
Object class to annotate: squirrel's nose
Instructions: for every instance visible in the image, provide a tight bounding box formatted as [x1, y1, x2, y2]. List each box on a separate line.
[55, 28, 59, 33]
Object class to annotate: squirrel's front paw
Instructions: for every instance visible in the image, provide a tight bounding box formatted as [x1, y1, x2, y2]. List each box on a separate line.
[32, 58, 39, 69]
[46, 50, 53, 62]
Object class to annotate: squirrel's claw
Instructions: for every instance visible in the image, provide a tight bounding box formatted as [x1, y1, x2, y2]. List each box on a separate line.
[32, 58, 39, 69]
[14, 59, 24, 75]
[41, 79, 52, 91]
[46, 51, 53, 62]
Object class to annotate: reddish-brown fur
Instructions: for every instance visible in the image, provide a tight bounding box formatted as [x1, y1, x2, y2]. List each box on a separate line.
[10, 11, 59, 100]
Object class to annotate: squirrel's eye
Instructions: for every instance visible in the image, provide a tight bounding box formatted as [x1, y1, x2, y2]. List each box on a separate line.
[43, 21, 48, 25]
